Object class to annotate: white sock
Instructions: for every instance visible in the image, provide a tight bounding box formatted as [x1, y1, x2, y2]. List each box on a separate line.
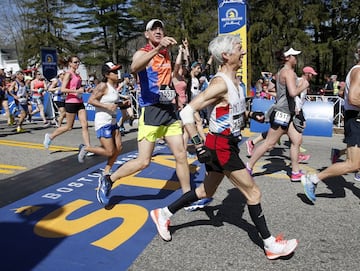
[311, 174, 321, 184]
[263, 236, 275, 247]
[162, 207, 173, 219]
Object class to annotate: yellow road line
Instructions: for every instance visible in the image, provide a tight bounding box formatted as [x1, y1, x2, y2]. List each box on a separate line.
[0, 139, 77, 151]
[0, 164, 27, 169]
[0, 169, 16, 174]
[0, 164, 27, 174]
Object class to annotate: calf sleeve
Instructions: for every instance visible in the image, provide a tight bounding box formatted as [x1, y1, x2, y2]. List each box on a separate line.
[248, 203, 271, 240]
[168, 190, 199, 214]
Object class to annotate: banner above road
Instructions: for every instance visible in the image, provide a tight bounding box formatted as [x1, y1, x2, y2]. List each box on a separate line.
[218, 0, 248, 93]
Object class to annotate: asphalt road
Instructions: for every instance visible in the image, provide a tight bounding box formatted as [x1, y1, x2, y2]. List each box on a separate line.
[1, 116, 360, 271]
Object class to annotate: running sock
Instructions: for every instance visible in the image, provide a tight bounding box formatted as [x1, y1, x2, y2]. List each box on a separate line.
[248, 203, 271, 240]
[263, 236, 276, 247]
[162, 207, 173, 219]
[312, 174, 321, 184]
[168, 190, 199, 214]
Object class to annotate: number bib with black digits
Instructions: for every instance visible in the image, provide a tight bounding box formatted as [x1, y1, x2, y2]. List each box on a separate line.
[159, 88, 176, 104]
[233, 113, 245, 137]
[274, 110, 290, 126]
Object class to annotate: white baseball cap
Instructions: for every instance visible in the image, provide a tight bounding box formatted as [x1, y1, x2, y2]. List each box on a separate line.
[146, 19, 164, 31]
[284, 47, 301, 57]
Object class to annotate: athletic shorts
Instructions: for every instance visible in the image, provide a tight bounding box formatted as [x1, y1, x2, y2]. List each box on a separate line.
[32, 96, 44, 105]
[343, 110, 360, 147]
[204, 133, 246, 173]
[17, 103, 29, 113]
[54, 101, 65, 108]
[269, 110, 292, 130]
[137, 105, 182, 143]
[96, 123, 119, 139]
[65, 102, 85, 113]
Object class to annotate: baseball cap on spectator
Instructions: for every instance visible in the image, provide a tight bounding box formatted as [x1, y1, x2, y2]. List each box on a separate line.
[146, 19, 164, 31]
[303, 66, 317, 75]
[191, 61, 201, 69]
[284, 47, 301, 57]
[57, 69, 65, 76]
[102, 61, 122, 75]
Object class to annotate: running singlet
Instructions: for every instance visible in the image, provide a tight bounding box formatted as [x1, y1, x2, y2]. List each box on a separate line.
[16, 81, 28, 105]
[94, 83, 119, 131]
[344, 64, 360, 112]
[137, 44, 173, 107]
[65, 71, 83, 103]
[53, 79, 64, 102]
[208, 72, 246, 137]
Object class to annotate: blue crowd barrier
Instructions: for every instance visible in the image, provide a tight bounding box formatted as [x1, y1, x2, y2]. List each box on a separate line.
[3, 93, 122, 122]
[249, 97, 334, 137]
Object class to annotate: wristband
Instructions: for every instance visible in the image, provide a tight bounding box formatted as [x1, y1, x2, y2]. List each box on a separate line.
[191, 134, 203, 145]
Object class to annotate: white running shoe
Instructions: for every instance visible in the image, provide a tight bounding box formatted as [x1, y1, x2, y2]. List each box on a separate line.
[78, 144, 87, 163]
[150, 208, 171, 241]
[264, 235, 298, 260]
[43, 133, 52, 149]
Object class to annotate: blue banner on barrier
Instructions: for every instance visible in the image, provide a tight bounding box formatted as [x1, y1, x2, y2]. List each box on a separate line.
[249, 98, 274, 133]
[302, 101, 333, 137]
[249, 98, 334, 137]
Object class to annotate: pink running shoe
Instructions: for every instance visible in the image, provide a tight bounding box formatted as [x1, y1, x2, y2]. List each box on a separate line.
[291, 171, 303, 182]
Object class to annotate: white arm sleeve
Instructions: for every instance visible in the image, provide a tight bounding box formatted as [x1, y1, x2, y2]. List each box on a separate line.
[179, 104, 195, 125]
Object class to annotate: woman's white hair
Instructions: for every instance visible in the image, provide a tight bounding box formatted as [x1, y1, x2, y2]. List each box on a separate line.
[208, 34, 242, 64]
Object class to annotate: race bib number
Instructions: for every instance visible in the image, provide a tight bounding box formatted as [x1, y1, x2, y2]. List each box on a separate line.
[18, 97, 27, 105]
[159, 88, 176, 104]
[274, 110, 290, 126]
[232, 113, 245, 137]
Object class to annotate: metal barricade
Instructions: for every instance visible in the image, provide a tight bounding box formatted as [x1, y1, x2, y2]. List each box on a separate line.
[130, 91, 140, 119]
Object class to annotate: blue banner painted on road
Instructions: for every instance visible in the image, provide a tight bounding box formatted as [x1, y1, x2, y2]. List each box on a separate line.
[0, 147, 206, 271]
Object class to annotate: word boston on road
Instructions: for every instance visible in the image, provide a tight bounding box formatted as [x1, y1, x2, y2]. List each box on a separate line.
[0, 145, 205, 271]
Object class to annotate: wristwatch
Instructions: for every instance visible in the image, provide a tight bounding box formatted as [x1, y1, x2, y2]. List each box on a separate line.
[191, 134, 203, 145]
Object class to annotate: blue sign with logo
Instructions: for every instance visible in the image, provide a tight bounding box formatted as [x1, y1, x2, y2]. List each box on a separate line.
[41, 47, 57, 82]
[218, 0, 246, 34]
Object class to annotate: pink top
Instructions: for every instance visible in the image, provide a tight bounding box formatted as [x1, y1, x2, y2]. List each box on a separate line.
[65, 71, 83, 103]
[32, 79, 45, 97]
[174, 80, 188, 106]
